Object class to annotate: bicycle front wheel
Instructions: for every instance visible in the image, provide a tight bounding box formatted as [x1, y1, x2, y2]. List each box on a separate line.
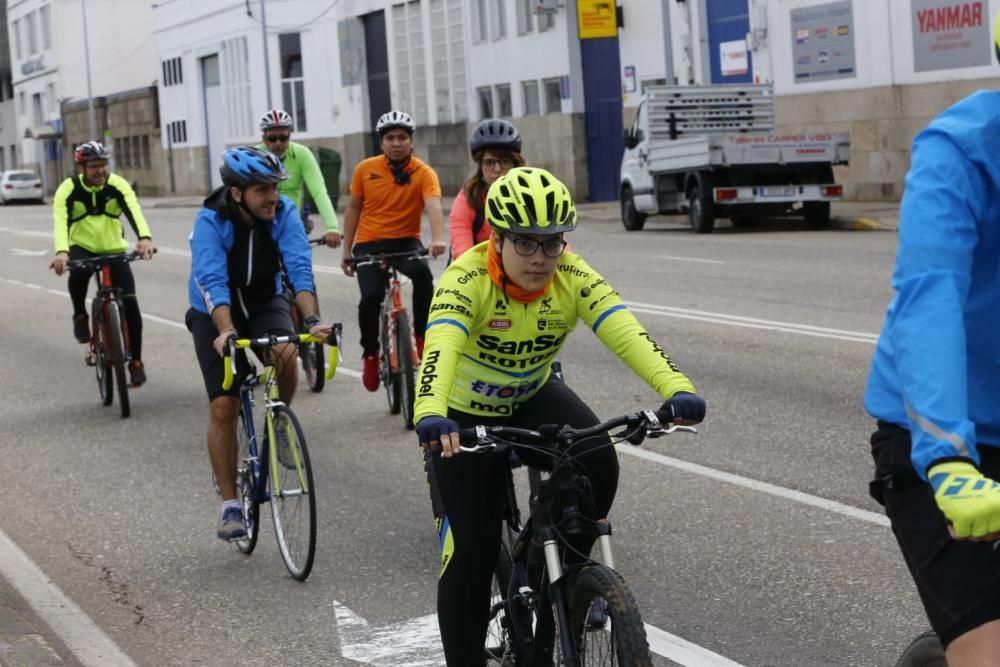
[106, 300, 130, 419]
[235, 408, 260, 555]
[268, 405, 316, 581]
[396, 311, 416, 430]
[301, 340, 325, 393]
[92, 301, 113, 406]
[566, 565, 652, 666]
[382, 312, 401, 414]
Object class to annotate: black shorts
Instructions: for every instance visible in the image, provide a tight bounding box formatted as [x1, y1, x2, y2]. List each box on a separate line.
[186, 295, 294, 401]
[870, 421, 1000, 647]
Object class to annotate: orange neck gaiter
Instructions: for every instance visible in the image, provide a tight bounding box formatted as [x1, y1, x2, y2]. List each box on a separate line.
[486, 240, 553, 304]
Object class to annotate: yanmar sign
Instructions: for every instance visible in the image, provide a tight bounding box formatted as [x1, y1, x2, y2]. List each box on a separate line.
[912, 1, 990, 72]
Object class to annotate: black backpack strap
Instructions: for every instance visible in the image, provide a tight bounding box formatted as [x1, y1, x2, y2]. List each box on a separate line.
[472, 207, 485, 238]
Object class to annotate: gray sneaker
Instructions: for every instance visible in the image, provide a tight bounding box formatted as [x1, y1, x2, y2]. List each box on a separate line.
[276, 427, 296, 469]
[217, 506, 246, 542]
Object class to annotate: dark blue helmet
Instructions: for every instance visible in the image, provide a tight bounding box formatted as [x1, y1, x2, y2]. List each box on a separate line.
[220, 146, 287, 187]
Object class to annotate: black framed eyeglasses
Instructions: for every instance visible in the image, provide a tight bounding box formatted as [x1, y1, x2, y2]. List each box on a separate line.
[482, 158, 514, 170]
[505, 236, 567, 258]
[264, 134, 290, 143]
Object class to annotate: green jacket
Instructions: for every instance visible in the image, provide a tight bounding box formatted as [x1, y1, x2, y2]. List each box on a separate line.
[256, 140, 340, 234]
[52, 173, 151, 254]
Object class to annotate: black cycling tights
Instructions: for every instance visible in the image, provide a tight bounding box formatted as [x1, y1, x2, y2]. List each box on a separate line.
[428, 376, 620, 666]
[68, 247, 143, 361]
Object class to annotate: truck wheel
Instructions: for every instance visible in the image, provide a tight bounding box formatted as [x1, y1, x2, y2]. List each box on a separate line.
[803, 201, 831, 229]
[688, 183, 716, 234]
[620, 187, 647, 231]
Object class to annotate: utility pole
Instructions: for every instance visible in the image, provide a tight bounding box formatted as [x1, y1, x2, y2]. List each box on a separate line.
[661, 0, 675, 85]
[261, 0, 273, 108]
[81, 0, 97, 138]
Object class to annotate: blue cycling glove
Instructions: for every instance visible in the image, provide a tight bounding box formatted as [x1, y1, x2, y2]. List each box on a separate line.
[416, 416, 460, 445]
[662, 392, 706, 423]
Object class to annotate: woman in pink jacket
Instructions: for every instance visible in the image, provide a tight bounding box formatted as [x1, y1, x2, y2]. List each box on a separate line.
[448, 119, 525, 260]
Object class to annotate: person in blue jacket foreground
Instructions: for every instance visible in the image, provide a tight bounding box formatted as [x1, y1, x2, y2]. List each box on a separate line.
[186, 146, 329, 542]
[865, 14, 1000, 666]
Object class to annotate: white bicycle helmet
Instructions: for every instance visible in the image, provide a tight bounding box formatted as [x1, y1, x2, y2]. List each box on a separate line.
[259, 109, 293, 132]
[376, 110, 416, 137]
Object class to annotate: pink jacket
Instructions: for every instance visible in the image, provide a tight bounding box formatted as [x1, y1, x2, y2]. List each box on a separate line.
[449, 190, 492, 259]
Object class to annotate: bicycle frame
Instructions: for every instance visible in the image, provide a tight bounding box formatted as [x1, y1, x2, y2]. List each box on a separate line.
[89, 264, 131, 366]
[382, 266, 420, 374]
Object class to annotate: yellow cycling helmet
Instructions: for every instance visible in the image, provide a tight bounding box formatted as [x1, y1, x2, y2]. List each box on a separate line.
[486, 167, 577, 236]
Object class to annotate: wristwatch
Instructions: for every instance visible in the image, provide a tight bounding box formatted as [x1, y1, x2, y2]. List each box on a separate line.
[302, 315, 322, 328]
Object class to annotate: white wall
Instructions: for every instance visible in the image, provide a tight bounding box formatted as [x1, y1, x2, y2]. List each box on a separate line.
[761, 0, 1000, 94]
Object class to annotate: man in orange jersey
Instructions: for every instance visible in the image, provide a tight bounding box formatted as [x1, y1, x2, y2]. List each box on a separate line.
[341, 110, 446, 391]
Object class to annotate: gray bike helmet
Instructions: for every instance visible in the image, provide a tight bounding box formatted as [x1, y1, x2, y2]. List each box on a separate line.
[469, 119, 522, 157]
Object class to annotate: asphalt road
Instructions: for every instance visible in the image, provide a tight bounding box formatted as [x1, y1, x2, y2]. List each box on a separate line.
[0, 203, 922, 666]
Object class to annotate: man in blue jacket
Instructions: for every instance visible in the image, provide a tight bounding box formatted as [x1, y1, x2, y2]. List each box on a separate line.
[186, 146, 328, 541]
[865, 14, 1000, 665]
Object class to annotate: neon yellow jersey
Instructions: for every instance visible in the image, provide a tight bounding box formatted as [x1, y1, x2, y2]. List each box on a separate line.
[414, 242, 697, 421]
[256, 140, 340, 234]
[52, 173, 151, 254]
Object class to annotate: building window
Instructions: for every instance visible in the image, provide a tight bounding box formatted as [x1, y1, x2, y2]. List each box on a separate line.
[430, 0, 468, 124]
[46, 83, 56, 113]
[12, 19, 21, 60]
[495, 83, 511, 117]
[31, 93, 43, 125]
[538, 10, 555, 32]
[167, 120, 188, 145]
[40, 5, 52, 50]
[114, 138, 128, 167]
[471, 0, 487, 43]
[162, 57, 183, 87]
[515, 0, 533, 35]
[477, 86, 493, 119]
[392, 2, 428, 125]
[0, 75, 13, 103]
[542, 77, 561, 114]
[489, 0, 506, 40]
[18, 92, 25, 117]
[26, 12, 37, 55]
[222, 36, 253, 139]
[522, 80, 540, 115]
[141, 135, 150, 169]
[279, 33, 306, 131]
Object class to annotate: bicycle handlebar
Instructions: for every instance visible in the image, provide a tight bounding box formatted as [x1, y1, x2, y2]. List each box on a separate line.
[456, 409, 697, 454]
[307, 237, 326, 247]
[222, 326, 341, 390]
[67, 250, 146, 271]
[344, 249, 430, 268]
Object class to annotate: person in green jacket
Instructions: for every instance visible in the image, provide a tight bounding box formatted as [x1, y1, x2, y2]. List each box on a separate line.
[257, 109, 342, 248]
[49, 141, 156, 387]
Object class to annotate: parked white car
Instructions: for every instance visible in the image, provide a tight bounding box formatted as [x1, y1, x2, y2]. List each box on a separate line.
[0, 170, 44, 204]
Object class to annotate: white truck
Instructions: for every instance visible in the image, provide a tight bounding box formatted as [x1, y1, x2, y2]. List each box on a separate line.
[619, 84, 850, 233]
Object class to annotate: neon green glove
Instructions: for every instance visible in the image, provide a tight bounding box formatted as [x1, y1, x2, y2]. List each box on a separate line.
[928, 460, 1000, 538]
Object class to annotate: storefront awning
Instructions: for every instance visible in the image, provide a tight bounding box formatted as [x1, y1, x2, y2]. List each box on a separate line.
[25, 126, 61, 140]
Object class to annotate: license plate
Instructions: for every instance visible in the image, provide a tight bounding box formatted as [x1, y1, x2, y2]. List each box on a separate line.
[759, 185, 797, 197]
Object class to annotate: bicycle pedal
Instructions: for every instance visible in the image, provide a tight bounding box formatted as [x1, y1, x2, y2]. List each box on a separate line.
[85, 353, 96, 367]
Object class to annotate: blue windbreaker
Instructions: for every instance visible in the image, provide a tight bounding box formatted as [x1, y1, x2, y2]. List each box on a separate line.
[865, 90, 1000, 479]
[187, 189, 315, 314]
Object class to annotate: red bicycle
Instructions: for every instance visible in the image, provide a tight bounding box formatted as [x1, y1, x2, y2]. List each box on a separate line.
[344, 249, 428, 429]
[67, 251, 143, 418]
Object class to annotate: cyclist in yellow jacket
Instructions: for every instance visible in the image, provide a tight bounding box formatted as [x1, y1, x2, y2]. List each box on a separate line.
[49, 141, 156, 386]
[413, 167, 706, 665]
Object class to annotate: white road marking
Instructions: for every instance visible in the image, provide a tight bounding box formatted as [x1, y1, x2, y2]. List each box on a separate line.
[625, 300, 879, 344]
[10, 248, 48, 256]
[645, 624, 745, 666]
[656, 255, 726, 265]
[619, 445, 889, 527]
[0, 531, 136, 666]
[334, 601, 442, 666]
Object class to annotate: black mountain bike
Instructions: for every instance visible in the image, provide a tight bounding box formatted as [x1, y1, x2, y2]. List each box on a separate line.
[68, 251, 143, 419]
[455, 408, 696, 666]
[285, 237, 330, 393]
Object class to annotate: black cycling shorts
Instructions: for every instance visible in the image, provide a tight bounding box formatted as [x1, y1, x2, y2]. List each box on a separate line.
[186, 294, 294, 401]
[870, 421, 1000, 647]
